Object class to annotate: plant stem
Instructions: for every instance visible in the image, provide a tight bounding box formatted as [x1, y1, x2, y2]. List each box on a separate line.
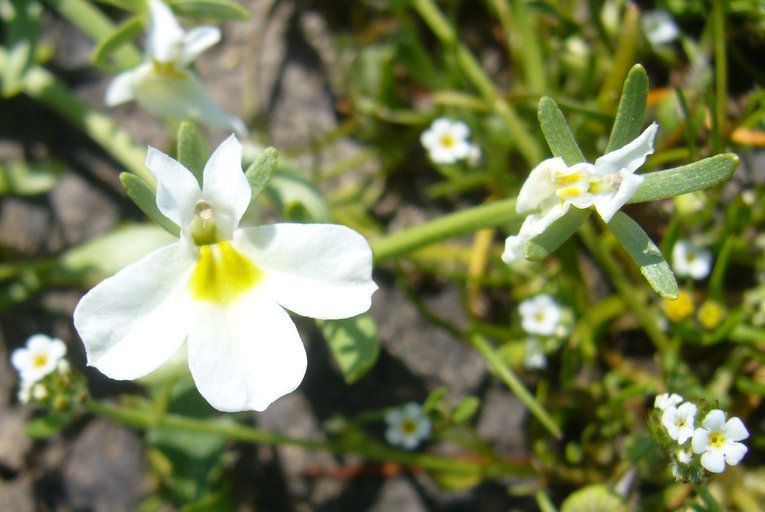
[693, 484, 726, 512]
[469, 334, 562, 439]
[712, 0, 728, 138]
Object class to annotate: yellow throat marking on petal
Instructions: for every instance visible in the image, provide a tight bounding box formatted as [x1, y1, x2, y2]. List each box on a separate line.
[151, 59, 189, 79]
[709, 432, 726, 449]
[439, 134, 456, 148]
[556, 186, 584, 201]
[33, 354, 48, 368]
[554, 170, 585, 186]
[190, 241, 263, 304]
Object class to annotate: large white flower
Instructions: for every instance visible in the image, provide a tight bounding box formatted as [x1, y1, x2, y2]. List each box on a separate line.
[105, 0, 246, 134]
[73, 135, 377, 412]
[420, 118, 473, 164]
[661, 401, 697, 444]
[519, 294, 563, 336]
[691, 410, 749, 473]
[672, 240, 713, 280]
[503, 123, 658, 264]
[11, 334, 67, 385]
[385, 402, 432, 450]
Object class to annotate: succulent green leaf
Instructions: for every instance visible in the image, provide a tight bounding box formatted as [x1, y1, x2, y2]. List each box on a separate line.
[244, 147, 278, 203]
[423, 386, 448, 415]
[266, 171, 331, 222]
[168, 0, 250, 21]
[0, 162, 63, 195]
[24, 412, 73, 439]
[451, 396, 480, 424]
[561, 485, 630, 512]
[120, 172, 181, 237]
[605, 64, 648, 153]
[319, 314, 380, 384]
[91, 0, 144, 10]
[91, 15, 143, 70]
[628, 153, 739, 204]
[607, 211, 678, 299]
[177, 122, 207, 185]
[538, 96, 586, 165]
[525, 208, 591, 260]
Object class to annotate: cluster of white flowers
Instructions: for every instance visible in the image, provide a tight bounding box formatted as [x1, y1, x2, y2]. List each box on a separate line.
[503, 124, 657, 263]
[518, 294, 567, 370]
[420, 118, 481, 166]
[654, 393, 749, 475]
[672, 239, 713, 280]
[11, 334, 69, 403]
[384, 402, 432, 449]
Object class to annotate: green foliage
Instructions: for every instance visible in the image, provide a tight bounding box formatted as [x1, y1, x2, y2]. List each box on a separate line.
[0, 162, 63, 195]
[168, 0, 250, 21]
[0, 0, 41, 97]
[177, 122, 208, 185]
[24, 412, 74, 439]
[319, 314, 380, 384]
[244, 146, 278, 204]
[560, 485, 630, 512]
[120, 173, 181, 236]
[91, 15, 143, 70]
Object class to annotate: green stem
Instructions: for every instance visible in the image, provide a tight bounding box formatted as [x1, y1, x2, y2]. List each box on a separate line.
[489, 0, 546, 93]
[536, 490, 559, 512]
[411, 0, 542, 164]
[712, 0, 728, 138]
[371, 198, 518, 262]
[85, 399, 533, 477]
[693, 484, 727, 512]
[469, 334, 562, 439]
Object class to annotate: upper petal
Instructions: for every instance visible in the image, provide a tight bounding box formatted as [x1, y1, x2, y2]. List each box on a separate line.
[73, 242, 196, 380]
[181, 26, 221, 65]
[594, 122, 658, 176]
[146, 146, 201, 232]
[104, 68, 138, 106]
[703, 409, 726, 431]
[201, 134, 250, 235]
[236, 223, 377, 319]
[147, 0, 185, 62]
[187, 292, 307, 411]
[594, 171, 644, 223]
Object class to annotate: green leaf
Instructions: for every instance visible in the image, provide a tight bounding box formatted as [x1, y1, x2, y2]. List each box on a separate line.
[265, 171, 331, 222]
[319, 314, 380, 384]
[628, 153, 739, 204]
[0, 162, 63, 195]
[560, 485, 630, 512]
[1, 0, 42, 97]
[24, 412, 73, 439]
[423, 386, 448, 415]
[244, 147, 278, 204]
[177, 122, 207, 185]
[120, 173, 180, 237]
[605, 64, 648, 153]
[524, 208, 591, 260]
[451, 396, 480, 424]
[91, 15, 143, 70]
[607, 211, 678, 299]
[168, 0, 250, 21]
[538, 96, 586, 165]
[91, 0, 144, 10]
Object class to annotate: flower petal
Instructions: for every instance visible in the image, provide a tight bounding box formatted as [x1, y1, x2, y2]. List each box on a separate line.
[723, 417, 750, 442]
[236, 224, 377, 319]
[594, 122, 658, 176]
[703, 409, 726, 431]
[147, 0, 185, 62]
[516, 157, 567, 213]
[501, 202, 568, 264]
[181, 26, 221, 66]
[700, 449, 726, 473]
[201, 134, 250, 235]
[593, 171, 644, 223]
[73, 242, 196, 380]
[187, 292, 307, 411]
[146, 146, 201, 231]
[104, 69, 138, 106]
[723, 442, 748, 466]
[692, 428, 710, 454]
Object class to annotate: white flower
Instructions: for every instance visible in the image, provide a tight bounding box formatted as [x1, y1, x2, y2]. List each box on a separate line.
[523, 338, 547, 370]
[17, 380, 32, 403]
[642, 9, 680, 46]
[672, 240, 713, 280]
[672, 448, 693, 479]
[503, 123, 657, 264]
[654, 392, 683, 411]
[692, 410, 749, 473]
[662, 402, 697, 444]
[11, 334, 67, 384]
[466, 143, 482, 167]
[519, 294, 563, 336]
[385, 402, 432, 450]
[73, 135, 377, 412]
[105, 0, 246, 134]
[420, 118, 473, 164]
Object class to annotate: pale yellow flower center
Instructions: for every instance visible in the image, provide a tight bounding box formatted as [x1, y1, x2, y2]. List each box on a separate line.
[190, 241, 263, 304]
[439, 134, 456, 148]
[151, 59, 189, 79]
[709, 432, 726, 449]
[33, 354, 48, 368]
[401, 419, 418, 435]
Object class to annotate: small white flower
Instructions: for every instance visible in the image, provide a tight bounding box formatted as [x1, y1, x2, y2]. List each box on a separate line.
[74, 135, 377, 412]
[654, 392, 683, 410]
[503, 124, 657, 264]
[672, 448, 693, 479]
[519, 294, 563, 336]
[385, 402, 432, 450]
[32, 384, 48, 401]
[692, 410, 749, 473]
[523, 338, 547, 370]
[642, 10, 680, 46]
[420, 118, 473, 164]
[105, 0, 245, 134]
[17, 380, 33, 404]
[466, 143, 482, 167]
[11, 334, 67, 384]
[662, 402, 697, 444]
[672, 240, 713, 280]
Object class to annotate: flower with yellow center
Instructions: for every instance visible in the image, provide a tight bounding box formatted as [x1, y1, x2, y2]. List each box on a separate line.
[672, 239, 713, 280]
[519, 294, 563, 336]
[385, 402, 432, 450]
[661, 401, 697, 444]
[11, 334, 67, 385]
[73, 135, 377, 412]
[420, 118, 474, 164]
[105, 0, 246, 134]
[503, 123, 658, 263]
[692, 409, 749, 473]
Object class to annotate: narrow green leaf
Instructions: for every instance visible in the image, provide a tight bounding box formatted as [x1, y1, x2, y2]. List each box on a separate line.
[24, 413, 73, 439]
[266, 172, 331, 222]
[319, 314, 380, 384]
[451, 396, 480, 424]
[0, 162, 63, 195]
[607, 211, 678, 299]
[423, 386, 448, 414]
[628, 153, 739, 204]
[91, 0, 144, 10]
[169, 0, 250, 20]
[91, 15, 143, 70]
[538, 96, 586, 165]
[525, 208, 591, 260]
[120, 173, 180, 237]
[561, 485, 630, 512]
[244, 147, 278, 203]
[177, 122, 207, 185]
[605, 64, 648, 153]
